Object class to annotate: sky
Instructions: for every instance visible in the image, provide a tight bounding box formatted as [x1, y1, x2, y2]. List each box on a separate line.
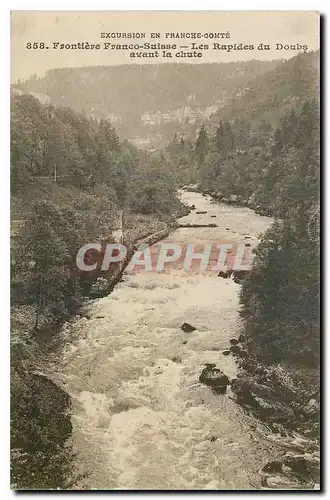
[11, 11, 320, 83]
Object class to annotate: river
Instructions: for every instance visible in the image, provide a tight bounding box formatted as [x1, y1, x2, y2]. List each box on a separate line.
[54, 191, 280, 490]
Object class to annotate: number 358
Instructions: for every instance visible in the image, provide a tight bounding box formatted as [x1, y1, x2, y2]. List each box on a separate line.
[26, 42, 47, 49]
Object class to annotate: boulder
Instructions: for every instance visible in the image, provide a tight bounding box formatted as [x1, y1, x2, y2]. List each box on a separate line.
[181, 322, 196, 333]
[199, 364, 230, 394]
[190, 204, 196, 210]
[218, 270, 233, 279]
[229, 338, 239, 345]
[282, 453, 320, 481]
[222, 350, 231, 356]
[247, 192, 257, 206]
[230, 345, 241, 355]
[303, 399, 320, 417]
[261, 461, 283, 474]
[238, 334, 246, 343]
[231, 376, 296, 421]
[264, 476, 301, 489]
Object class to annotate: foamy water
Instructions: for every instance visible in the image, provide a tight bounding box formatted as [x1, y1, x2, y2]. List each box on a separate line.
[54, 192, 277, 490]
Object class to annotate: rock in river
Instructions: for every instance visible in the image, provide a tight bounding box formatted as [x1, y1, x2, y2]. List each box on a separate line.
[199, 364, 230, 394]
[229, 338, 239, 345]
[230, 345, 241, 355]
[181, 322, 196, 333]
[230, 377, 296, 422]
[303, 398, 320, 417]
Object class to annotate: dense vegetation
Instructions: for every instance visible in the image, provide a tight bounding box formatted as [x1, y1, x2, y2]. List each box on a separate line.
[213, 51, 319, 126]
[164, 52, 319, 379]
[239, 100, 319, 371]
[168, 54, 319, 391]
[171, 113, 319, 372]
[15, 53, 318, 149]
[15, 60, 280, 114]
[10, 93, 183, 489]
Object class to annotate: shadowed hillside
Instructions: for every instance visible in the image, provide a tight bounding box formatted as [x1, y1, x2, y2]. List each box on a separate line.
[14, 59, 281, 147]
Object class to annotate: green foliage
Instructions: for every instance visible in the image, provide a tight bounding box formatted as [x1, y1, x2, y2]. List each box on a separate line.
[215, 51, 319, 126]
[240, 210, 319, 367]
[159, 55, 319, 375]
[165, 135, 198, 185]
[128, 153, 179, 216]
[237, 97, 319, 368]
[189, 94, 319, 371]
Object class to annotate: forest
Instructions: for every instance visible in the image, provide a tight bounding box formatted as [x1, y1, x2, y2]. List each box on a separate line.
[172, 99, 320, 370]
[164, 51, 319, 371]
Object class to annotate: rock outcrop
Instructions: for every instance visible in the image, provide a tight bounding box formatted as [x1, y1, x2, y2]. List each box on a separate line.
[181, 322, 196, 333]
[199, 364, 230, 394]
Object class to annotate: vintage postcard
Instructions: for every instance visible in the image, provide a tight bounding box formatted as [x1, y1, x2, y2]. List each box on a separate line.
[10, 11, 320, 491]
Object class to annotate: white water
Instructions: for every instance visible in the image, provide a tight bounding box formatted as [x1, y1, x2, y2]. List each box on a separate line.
[54, 192, 278, 490]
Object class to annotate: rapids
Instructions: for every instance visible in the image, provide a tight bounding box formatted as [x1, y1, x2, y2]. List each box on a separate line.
[53, 191, 279, 490]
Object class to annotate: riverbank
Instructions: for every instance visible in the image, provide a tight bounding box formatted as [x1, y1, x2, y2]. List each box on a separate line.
[176, 186, 320, 489]
[11, 212, 175, 490]
[188, 188, 320, 489]
[184, 184, 272, 217]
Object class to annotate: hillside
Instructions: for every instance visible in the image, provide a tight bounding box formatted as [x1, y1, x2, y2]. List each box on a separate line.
[13, 53, 319, 147]
[14, 59, 280, 147]
[213, 50, 319, 127]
